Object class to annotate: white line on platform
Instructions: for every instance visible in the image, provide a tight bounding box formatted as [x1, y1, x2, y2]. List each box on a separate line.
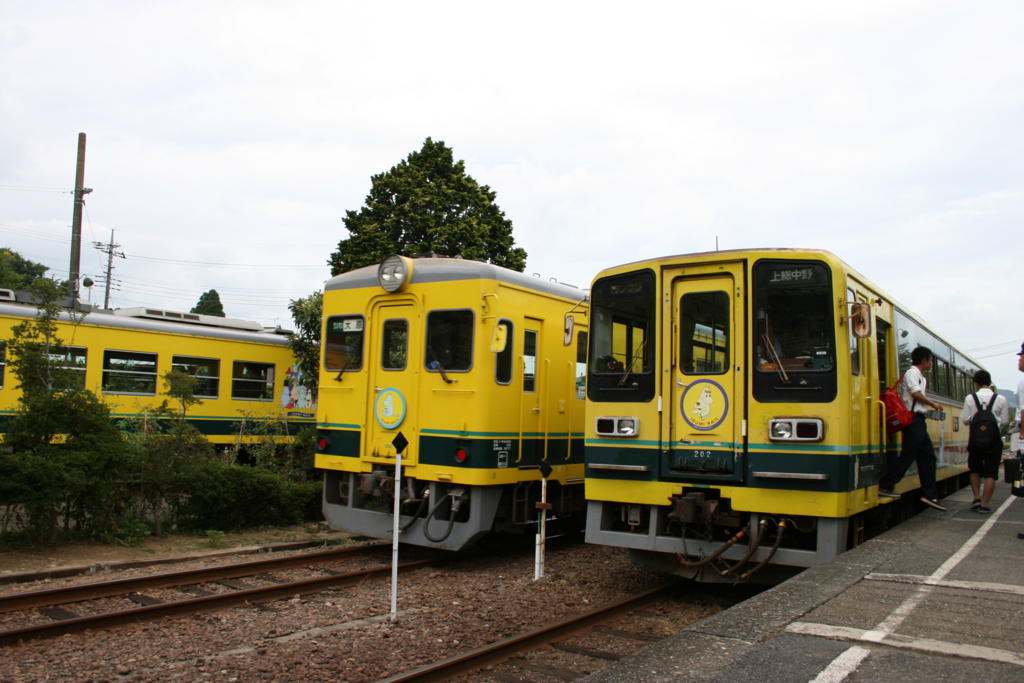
[808, 644, 870, 683]
[789, 621, 1024, 668]
[801, 494, 1018, 681]
[866, 572, 1024, 596]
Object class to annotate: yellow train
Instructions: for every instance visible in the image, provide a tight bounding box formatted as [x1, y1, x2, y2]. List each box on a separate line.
[314, 256, 589, 550]
[583, 249, 979, 582]
[0, 292, 315, 444]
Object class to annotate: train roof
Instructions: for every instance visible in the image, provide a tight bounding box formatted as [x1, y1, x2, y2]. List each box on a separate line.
[325, 257, 588, 302]
[0, 300, 292, 346]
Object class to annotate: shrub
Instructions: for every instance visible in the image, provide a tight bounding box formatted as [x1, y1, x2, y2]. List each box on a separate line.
[176, 459, 322, 531]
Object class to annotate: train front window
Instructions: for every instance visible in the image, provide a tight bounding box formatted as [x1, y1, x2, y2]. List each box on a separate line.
[381, 319, 408, 371]
[425, 309, 473, 372]
[325, 316, 364, 372]
[587, 269, 655, 402]
[753, 260, 836, 402]
[680, 292, 729, 375]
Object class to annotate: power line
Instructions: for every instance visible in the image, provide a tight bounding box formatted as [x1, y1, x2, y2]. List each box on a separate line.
[965, 339, 1021, 353]
[0, 184, 69, 193]
[128, 253, 324, 269]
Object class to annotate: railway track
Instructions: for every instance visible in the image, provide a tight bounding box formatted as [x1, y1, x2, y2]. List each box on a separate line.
[383, 581, 679, 682]
[0, 542, 436, 646]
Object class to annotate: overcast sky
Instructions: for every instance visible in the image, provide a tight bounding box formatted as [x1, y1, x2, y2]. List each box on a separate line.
[2, 1, 1021, 391]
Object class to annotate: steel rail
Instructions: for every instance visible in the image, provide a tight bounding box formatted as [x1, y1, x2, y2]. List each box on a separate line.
[0, 542, 389, 613]
[381, 581, 675, 682]
[0, 557, 433, 647]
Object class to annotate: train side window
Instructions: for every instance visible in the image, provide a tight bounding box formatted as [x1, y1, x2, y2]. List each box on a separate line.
[425, 309, 473, 373]
[172, 355, 219, 398]
[325, 316, 364, 372]
[103, 350, 157, 395]
[232, 361, 274, 401]
[680, 291, 729, 375]
[523, 329, 537, 392]
[381, 319, 408, 371]
[52, 346, 87, 390]
[934, 358, 950, 398]
[576, 331, 588, 399]
[495, 319, 514, 385]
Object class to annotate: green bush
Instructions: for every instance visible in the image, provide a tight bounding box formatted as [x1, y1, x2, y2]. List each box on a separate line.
[176, 459, 322, 531]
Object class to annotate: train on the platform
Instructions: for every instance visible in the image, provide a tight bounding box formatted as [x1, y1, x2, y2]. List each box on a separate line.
[0, 293, 315, 444]
[583, 248, 980, 582]
[314, 256, 589, 550]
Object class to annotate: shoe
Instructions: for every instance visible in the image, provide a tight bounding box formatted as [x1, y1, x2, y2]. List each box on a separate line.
[921, 496, 947, 511]
[878, 488, 900, 498]
[976, 506, 991, 514]
[969, 499, 982, 510]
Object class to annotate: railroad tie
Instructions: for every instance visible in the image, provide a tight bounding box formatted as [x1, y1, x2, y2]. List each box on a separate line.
[550, 641, 623, 660]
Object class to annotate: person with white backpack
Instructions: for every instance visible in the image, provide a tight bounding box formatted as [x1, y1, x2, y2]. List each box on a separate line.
[960, 369, 1009, 514]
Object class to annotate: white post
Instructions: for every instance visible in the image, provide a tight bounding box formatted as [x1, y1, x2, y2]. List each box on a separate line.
[390, 451, 402, 622]
[534, 475, 547, 580]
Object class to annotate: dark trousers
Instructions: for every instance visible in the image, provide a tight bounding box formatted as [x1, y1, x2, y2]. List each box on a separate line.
[880, 414, 938, 499]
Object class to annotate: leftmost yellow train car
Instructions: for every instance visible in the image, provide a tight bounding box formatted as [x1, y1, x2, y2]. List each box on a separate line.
[0, 292, 314, 444]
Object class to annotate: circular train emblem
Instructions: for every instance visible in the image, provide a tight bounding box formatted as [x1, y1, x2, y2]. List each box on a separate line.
[374, 388, 407, 430]
[680, 379, 729, 431]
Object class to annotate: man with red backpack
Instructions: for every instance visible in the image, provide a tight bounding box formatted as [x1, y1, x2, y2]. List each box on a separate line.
[878, 346, 948, 510]
[959, 369, 1009, 514]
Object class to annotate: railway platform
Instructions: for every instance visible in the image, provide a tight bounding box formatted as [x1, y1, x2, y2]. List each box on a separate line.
[587, 485, 1024, 682]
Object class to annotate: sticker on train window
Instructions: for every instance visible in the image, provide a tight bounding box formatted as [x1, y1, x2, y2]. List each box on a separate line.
[340, 319, 363, 332]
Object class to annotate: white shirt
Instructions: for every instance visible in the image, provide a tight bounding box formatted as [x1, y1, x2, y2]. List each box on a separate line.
[960, 387, 1009, 430]
[1017, 377, 1024, 421]
[900, 366, 929, 414]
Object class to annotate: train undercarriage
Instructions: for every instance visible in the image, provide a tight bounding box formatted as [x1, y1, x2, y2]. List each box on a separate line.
[323, 468, 585, 551]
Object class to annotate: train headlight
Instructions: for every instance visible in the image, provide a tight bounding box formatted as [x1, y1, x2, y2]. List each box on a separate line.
[768, 418, 824, 442]
[595, 416, 640, 438]
[378, 255, 414, 293]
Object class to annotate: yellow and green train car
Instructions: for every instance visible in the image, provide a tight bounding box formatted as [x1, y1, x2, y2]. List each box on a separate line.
[314, 256, 589, 550]
[0, 295, 314, 444]
[584, 248, 979, 582]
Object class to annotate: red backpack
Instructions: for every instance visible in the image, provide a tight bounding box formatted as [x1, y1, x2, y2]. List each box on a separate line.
[882, 378, 913, 434]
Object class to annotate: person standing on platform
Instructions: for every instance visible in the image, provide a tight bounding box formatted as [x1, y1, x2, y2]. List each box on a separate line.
[1017, 342, 1024, 448]
[879, 346, 948, 510]
[960, 369, 1009, 514]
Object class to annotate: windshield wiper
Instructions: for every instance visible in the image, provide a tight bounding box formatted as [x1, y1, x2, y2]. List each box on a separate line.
[617, 339, 646, 387]
[333, 358, 348, 383]
[427, 346, 454, 384]
[761, 332, 790, 384]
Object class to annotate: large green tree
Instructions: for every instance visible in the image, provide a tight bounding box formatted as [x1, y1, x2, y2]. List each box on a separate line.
[191, 289, 225, 317]
[0, 247, 51, 290]
[328, 138, 527, 275]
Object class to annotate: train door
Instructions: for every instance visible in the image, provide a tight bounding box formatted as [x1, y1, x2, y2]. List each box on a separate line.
[518, 318, 543, 468]
[364, 301, 420, 466]
[666, 264, 745, 483]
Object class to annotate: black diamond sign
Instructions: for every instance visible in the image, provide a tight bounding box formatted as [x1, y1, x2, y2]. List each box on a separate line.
[539, 461, 553, 479]
[392, 432, 409, 454]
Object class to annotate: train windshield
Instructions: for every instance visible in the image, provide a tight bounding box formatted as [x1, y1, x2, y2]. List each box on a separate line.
[324, 315, 364, 371]
[587, 269, 656, 402]
[752, 260, 837, 402]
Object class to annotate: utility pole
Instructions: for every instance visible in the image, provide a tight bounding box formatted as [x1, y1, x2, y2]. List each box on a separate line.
[69, 132, 93, 300]
[93, 230, 125, 310]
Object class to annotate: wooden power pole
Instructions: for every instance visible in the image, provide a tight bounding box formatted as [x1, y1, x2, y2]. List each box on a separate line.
[68, 132, 92, 300]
